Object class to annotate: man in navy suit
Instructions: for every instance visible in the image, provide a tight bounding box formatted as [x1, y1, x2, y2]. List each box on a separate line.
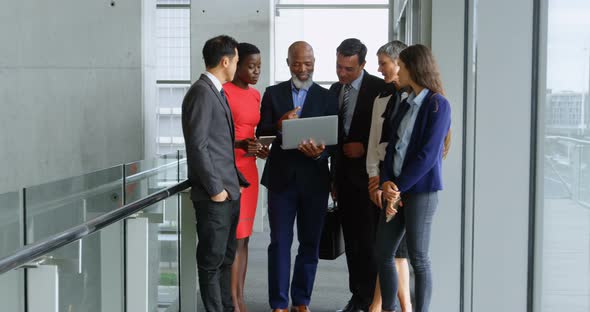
[330, 38, 386, 312]
[257, 41, 338, 312]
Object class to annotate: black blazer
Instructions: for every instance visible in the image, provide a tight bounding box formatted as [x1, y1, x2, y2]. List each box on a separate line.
[330, 71, 386, 189]
[256, 80, 339, 193]
[181, 74, 249, 201]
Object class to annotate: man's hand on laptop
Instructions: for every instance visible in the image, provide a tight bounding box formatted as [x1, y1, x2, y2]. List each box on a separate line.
[298, 138, 325, 159]
[277, 107, 301, 130]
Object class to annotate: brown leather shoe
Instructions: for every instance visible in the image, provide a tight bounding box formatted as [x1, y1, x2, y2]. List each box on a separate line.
[290, 305, 310, 312]
[271, 309, 289, 312]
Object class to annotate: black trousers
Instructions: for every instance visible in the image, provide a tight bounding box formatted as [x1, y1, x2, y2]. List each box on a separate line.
[338, 179, 380, 308]
[194, 199, 240, 312]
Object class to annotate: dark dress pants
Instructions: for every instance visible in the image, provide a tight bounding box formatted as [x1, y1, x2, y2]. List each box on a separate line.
[376, 192, 438, 312]
[338, 179, 380, 308]
[194, 199, 240, 312]
[267, 185, 329, 309]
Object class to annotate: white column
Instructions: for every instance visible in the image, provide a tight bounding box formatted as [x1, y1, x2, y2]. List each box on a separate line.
[470, 0, 534, 311]
[100, 223, 124, 312]
[126, 217, 150, 312]
[27, 265, 59, 312]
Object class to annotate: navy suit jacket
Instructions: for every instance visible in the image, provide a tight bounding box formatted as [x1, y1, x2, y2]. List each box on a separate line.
[382, 91, 451, 193]
[256, 80, 339, 193]
[330, 71, 386, 189]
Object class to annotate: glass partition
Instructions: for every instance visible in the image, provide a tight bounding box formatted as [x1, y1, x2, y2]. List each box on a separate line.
[0, 191, 21, 258]
[178, 150, 188, 181]
[0, 153, 188, 312]
[125, 153, 180, 204]
[0, 191, 23, 312]
[124, 153, 182, 310]
[537, 0, 590, 311]
[24, 221, 124, 312]
[125, 199, 180, 312]
[24, 165, 124, 244]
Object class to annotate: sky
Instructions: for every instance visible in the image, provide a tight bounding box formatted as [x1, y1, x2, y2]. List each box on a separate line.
[546, 0, 590, 93]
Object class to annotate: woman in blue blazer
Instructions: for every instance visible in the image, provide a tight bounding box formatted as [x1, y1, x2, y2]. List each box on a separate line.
[376, 44, 451, 312]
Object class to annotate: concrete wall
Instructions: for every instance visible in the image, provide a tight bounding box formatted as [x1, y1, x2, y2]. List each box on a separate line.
[0, 1, 144, 308]
[190, 0, 272, 91]
[0, 0, 144, 194]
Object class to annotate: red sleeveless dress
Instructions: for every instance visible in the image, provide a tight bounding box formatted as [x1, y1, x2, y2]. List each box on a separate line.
[224, 82, 261, 239]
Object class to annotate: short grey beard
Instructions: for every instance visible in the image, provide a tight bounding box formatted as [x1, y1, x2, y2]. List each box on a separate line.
[291, 73, 314, 90]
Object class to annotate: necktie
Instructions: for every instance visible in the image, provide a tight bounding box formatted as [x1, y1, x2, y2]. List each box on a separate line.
[389, 99, 411, 146]
[383, 99, 411, 179]
[341, 84, 353, 134]
[220, 88, 228, 105]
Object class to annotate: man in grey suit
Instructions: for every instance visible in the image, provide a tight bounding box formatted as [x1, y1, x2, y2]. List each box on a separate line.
[181, 35, 250, 312]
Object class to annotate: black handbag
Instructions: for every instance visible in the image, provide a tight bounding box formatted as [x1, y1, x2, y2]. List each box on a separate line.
[319, 202, 345, 260]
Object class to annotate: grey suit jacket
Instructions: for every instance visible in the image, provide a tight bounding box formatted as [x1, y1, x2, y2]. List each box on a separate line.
[181, 74, 249, 201]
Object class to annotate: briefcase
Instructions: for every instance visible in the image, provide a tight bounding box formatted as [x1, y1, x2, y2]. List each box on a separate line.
[319, 202, 345, 260]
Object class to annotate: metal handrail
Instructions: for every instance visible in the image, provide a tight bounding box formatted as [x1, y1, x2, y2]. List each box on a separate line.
[545, 135, 590, 209]
[0, 180, 191, 275]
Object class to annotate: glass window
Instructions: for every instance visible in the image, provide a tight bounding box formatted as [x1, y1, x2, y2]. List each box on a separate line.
[155, 4, 190, 156]
[274, 7, 389, 84]
[537, 0, 590, 311]
[157, 85, 188, 155]
[278, 0, 388, 4]
[156, 8, 190, 80]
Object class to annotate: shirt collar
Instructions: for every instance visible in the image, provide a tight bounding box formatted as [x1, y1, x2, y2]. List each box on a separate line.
[407, 88, 430, 107]
[350, 70, 365, 91]
[291, 81, 311, 93]
[204, 71, 223, 92]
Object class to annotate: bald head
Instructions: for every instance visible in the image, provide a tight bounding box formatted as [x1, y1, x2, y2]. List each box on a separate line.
[286, 41, 315, 84]
[288, 41, 314, 60]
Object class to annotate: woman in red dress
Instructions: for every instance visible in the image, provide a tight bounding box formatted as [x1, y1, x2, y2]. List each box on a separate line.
[224, 42, 268, 312]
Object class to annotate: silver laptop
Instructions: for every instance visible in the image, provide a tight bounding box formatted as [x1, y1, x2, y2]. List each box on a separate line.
[281, 115, 339, 150]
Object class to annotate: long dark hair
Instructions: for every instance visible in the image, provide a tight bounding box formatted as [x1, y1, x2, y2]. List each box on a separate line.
[399, 44, 451, 158]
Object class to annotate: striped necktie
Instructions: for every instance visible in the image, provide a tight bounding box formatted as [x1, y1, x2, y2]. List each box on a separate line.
[341, 84, 353, 134]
